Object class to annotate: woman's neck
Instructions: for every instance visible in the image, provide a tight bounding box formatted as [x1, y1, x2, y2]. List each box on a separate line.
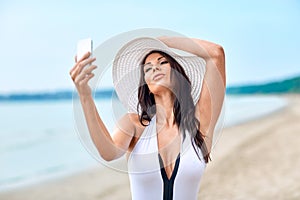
[154, 91, 175, 128]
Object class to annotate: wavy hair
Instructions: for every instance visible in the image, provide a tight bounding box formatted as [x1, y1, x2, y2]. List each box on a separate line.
[137, 50, 211, 163]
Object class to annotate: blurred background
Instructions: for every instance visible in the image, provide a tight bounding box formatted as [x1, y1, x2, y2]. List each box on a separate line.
[0, 0, 299, 199]
[0, 0, 299, 93]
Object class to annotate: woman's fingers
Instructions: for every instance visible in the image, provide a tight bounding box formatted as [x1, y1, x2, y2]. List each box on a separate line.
[79, 57, 96, 70]
[74, 65, 97, 84]
[69, 63, 76, 76]
[83, 64, 97, 74]
[70, 57, 96, 81]
[69, 62, 79, 77]
[77, 52, 91, 63]
[82, 73, 95, 84]
[70, 52, 90, 75]
[74, 61, 96, 79]
[74, 72, 94, 84]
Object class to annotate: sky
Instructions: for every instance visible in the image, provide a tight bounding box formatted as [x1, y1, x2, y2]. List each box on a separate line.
[0, 0, 299, 93]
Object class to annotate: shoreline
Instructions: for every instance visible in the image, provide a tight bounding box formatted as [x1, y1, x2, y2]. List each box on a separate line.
[223, 94, 288, 128]
[0, 94, 298, 199]
[199, 94, 300, 199]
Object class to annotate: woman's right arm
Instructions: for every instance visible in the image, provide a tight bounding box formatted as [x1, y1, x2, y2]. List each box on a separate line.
[69, 52, 135, 161]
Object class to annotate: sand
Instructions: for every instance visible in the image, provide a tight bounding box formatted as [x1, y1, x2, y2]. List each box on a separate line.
[0, 94, 299, 200]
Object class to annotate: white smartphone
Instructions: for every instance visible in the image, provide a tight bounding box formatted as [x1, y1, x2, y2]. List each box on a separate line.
[77, 38, 93, 62]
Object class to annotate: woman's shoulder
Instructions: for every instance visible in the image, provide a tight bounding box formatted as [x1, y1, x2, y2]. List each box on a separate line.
[127, 113, 153, 126]
[123, 113, 150, 152]
[118, 113, 147, 134]
[127, 113, 142, 126]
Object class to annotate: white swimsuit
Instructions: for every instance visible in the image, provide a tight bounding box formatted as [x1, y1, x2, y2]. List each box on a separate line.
[128, 115, 206, 200]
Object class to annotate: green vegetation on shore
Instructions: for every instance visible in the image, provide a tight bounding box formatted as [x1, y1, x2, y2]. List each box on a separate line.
[226, 75, 300, 94]
[0, 75, 299, 101]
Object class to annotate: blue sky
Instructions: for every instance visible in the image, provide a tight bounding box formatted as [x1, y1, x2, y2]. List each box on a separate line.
[0, 0, 299, 93]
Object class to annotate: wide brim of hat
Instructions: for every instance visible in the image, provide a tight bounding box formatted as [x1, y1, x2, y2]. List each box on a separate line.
[112, 37, 206, 114]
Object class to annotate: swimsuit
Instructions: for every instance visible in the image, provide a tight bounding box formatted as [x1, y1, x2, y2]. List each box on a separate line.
[128, 115, 206, 200]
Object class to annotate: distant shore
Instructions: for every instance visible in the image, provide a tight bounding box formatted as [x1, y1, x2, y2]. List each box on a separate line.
[0, 89, 116, 101]
[0, 94, 299, 200]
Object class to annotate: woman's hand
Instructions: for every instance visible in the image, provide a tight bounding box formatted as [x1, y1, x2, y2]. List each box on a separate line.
[69, 52, 97, 98]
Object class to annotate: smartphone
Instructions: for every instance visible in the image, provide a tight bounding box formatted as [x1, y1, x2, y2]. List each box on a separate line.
[77, 38, 93, 62]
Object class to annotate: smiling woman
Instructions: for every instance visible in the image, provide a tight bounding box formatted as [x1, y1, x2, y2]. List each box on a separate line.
[142, 52, 173, 94]
[70, 36, 226, 200]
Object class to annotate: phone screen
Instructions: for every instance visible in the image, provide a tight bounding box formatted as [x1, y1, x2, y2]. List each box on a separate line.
[77, 38, 93, 61]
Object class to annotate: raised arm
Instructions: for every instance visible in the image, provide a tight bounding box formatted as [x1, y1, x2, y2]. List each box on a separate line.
[69, 52, 135, 161]
[158, 36, 225, 85]
[158, 36, 226, 153]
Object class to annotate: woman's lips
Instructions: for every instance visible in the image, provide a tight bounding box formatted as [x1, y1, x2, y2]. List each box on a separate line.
[153, 74, 165, 81]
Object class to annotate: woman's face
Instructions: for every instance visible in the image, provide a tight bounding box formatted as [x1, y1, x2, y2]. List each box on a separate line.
[143, 52, 172, 94]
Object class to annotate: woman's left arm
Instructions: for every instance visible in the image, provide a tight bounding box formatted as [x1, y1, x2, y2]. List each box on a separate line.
[159, 36, 226, 153]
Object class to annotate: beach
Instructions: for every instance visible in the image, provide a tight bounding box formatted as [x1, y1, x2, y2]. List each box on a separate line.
[0, 94, 299, 200]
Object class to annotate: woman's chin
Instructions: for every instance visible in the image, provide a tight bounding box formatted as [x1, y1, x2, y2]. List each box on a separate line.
[149, 83, 173, 94]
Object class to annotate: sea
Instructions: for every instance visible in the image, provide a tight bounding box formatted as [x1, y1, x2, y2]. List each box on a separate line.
[0, 94, 288, 192]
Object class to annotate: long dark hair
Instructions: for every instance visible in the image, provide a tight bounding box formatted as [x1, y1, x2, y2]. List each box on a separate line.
[137, 50, 211, 163]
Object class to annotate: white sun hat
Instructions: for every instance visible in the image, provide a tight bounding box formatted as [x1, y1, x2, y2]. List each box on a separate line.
[112, 37, 206, 114]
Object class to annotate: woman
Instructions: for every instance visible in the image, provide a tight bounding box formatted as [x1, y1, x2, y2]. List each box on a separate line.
[69, 36, 226, 200]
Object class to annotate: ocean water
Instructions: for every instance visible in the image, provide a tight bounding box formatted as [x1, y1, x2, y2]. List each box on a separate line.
[0, 95, 287, 191]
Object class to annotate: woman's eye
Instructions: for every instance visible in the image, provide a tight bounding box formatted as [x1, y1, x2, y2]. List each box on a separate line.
[160, 61, 168, 65]
[145, 68, 151, 72]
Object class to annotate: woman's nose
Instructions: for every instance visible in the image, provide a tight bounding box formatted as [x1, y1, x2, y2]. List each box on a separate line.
[152, 64, 161, 72]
